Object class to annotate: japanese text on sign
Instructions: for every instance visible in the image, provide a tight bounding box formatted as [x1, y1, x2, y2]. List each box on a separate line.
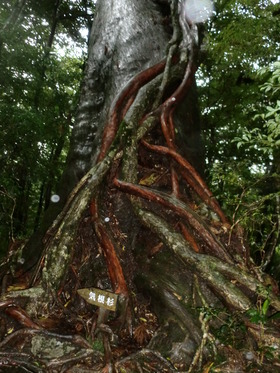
[77, 288, 118, 311]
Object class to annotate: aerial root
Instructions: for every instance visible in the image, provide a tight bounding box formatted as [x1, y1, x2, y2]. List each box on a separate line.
[113, 178, 232, 263]
[187, 275, 217, 373]
[141, 140, 228, 224]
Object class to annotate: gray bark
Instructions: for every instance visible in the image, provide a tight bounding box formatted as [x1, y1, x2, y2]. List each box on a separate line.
[20, 0, 172, 268]
[61, 0, 171, 194]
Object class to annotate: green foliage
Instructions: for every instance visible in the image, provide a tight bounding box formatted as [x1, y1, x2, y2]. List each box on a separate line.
[195, 305, 246, 348]
[0, 0, 92, 255]
[200, 0, 280, 165]
[235, 61, 280, 155]
[199, 0, 280, 276]
[88, 336, 104, 353]
[247, 301, 270, 324]
[209, 159, 280, 264]
[216, 313, 246, 347]
[246, 285, 272, 324]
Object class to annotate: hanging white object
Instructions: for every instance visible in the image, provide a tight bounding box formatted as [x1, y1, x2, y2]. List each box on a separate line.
[184, 0, 214, 24]
[50, 194, 60, 203]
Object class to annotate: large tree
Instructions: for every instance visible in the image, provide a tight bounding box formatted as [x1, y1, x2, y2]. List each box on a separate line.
[1, 1, 280, 372]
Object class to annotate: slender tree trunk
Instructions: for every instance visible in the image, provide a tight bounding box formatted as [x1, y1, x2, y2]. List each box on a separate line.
[33, 0, 62, 109]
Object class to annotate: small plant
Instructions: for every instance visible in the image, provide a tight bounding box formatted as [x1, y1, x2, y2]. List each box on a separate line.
[87, 337, 104, 353]
[246, 298, 270, 325]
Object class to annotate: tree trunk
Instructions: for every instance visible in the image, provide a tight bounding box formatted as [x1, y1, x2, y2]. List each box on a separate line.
[1, 1, 280, 372]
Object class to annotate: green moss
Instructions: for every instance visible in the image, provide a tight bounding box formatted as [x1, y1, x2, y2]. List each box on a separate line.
[89, 336, 104, 353]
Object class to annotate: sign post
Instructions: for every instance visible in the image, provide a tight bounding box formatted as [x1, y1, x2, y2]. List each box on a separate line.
[77, 288, 118, 311]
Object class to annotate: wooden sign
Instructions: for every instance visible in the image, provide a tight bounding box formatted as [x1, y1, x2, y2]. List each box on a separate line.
[77, 288, 118, 311]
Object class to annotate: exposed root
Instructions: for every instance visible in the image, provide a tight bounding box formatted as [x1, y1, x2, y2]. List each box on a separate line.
[187, 276, 217, 373]
[142, 140, 228, 224]
[5, 305, 41, 329]
[113, 178, 232, 263]
[97, 59, 167, 162]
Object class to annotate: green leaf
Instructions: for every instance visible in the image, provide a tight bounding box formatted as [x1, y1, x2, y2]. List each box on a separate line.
[262, 299, 270, 316]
